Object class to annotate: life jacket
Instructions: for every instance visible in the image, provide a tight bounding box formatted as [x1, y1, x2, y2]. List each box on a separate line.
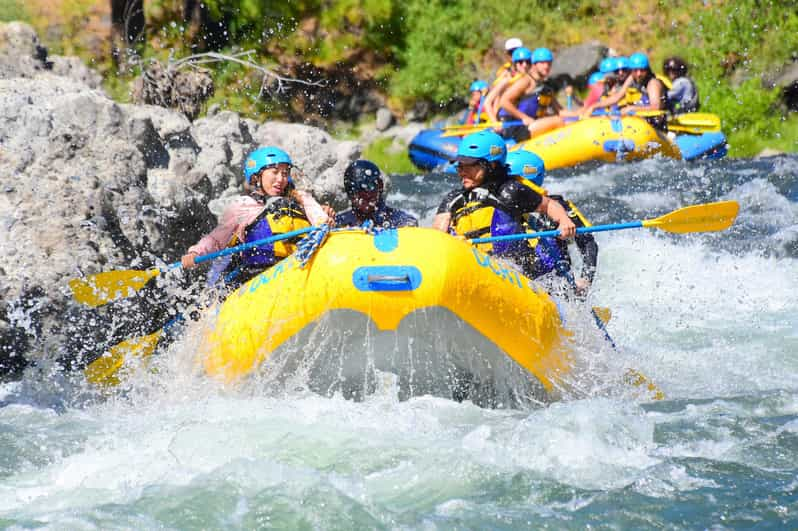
[498, 78, 551, 120]
[448, 186, 531, 258]
[492, 62, 513, 86]
[617, 86, 642, 106]
[240, 195, 310, 268]
[512, 178, 568, 275]
[335, 204, 418, 229]
[656, 72, 673, 90]
[629, 71, 667, 108]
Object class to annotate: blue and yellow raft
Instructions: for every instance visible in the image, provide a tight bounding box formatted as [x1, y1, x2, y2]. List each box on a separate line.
[200, 228, 573, 407]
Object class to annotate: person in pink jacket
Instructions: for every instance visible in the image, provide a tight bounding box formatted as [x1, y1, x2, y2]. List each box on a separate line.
[180, 146, 330, 286]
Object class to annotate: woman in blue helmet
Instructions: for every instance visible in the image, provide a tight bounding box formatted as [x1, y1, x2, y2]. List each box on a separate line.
[461, 80, 489, 125]
[497, 47, 567, 141]
[483, 46, 534, 129]
[583, 52, 667, 129]
[335, 160, 418, 229]
[432, 130, 576, 278]
[507, 149, 598, 297]
[180, 146, 329, 286]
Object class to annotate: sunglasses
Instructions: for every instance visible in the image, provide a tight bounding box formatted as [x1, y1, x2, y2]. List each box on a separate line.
[514, 59, 531, 65]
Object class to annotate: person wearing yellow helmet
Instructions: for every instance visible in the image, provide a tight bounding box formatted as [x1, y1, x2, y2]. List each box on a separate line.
[181, 146, 330, 287]
[432, 131, 575, 278]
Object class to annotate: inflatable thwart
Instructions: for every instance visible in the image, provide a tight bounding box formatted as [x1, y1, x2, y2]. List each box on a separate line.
[408, 116, 727, 172]
[201, 227, 574, 408]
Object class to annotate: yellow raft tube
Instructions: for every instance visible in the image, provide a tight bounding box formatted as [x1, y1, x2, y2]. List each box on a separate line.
[515, 116, 681, 171]
[201, 227, 573, 408]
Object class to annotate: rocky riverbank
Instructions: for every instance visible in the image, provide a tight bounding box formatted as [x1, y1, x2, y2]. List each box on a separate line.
[0, 22, 363, 379]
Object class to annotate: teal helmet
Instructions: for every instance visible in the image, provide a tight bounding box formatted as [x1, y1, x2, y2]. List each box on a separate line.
[629, 52, 649, 70]
[599, 57, 615, 74]
[469, 80, 489, 92]
[511, 47, 533, 63]
[615, 56, 630, 71]
[456, 130, 507, 165]
[588, 71, 605, 86]
[244, 146, 292, 184]
[532, 47, 554, 63]
[506, 149, 545, 186]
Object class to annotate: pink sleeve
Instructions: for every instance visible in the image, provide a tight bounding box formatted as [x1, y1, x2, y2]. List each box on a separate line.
[187, 199, 258, 256]
[583, 84, 603, 107]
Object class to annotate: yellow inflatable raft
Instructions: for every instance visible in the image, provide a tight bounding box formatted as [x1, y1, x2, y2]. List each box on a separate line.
[201, 227, 573, 407]
[516, 116, 681, 171]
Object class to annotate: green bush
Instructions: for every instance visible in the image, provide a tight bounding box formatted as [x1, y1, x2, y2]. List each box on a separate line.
[0, 0, 29, 23]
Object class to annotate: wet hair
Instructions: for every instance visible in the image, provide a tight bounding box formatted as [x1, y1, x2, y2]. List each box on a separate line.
[663, 56, 688, 77]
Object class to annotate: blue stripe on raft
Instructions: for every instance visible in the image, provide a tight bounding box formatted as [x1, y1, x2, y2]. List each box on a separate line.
[603, 139, 635, 153]
[373, 229, 399, 253]
[352, 266, 422, 292]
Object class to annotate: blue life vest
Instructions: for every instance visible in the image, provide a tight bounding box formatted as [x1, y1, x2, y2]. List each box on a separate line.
[335, 204, 418, 229]
[241, 196, 310, 268]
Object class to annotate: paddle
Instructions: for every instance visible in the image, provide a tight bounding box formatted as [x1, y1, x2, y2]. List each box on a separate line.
[470, 200, 739, 245]
[440, 120, 523, 138]
[69, 226, 316, 308]
[84, 316, 183, 386]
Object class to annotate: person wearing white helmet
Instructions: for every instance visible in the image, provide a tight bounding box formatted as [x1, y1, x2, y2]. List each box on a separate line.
[181, 146, 330, 286]
[482, 38, 526, 123]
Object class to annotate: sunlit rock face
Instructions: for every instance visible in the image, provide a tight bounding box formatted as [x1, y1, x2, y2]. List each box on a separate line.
[0, 22, 360, 378]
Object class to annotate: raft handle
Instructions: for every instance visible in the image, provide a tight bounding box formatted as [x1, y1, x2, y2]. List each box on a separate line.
[353, 266, 422, 292]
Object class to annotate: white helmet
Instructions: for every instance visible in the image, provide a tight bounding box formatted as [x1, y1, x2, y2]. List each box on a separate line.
[504, 37, 523, 51]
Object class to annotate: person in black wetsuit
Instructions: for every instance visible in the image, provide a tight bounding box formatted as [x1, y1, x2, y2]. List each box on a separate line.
[505, 149, 598, 297]
[431, 130, 575, 278]
[335, 160, 418, 229]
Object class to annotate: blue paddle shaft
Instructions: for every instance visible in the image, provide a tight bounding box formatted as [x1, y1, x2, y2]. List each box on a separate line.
[470, 221, 644, 244]
[165, 226, 316, 271]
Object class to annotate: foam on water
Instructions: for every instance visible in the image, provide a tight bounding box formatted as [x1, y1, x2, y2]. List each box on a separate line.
[2, 155, 798, 527]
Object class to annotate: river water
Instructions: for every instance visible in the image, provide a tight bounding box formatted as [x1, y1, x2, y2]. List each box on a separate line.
[1, 154, 797, 529]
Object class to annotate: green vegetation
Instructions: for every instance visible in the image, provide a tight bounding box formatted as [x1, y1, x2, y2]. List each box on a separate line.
[15, 0, 798, 164]
[0, 0, 30, 23]
[362, 136, 418, 174]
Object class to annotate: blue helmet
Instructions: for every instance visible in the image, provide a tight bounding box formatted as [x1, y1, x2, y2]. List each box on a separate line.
[599, 57, 615, 74]
[615, 56, 630, 71]
[506, 149, 545, 186]
[469, 80, 489, 92]
[456, 130, 507, 165]
[531, 47, 554, 64]
[511, 47, 533, 63]
[588, 71, 605, 86]
[629, 52, 649, 70]
[244, 146, 292, 184]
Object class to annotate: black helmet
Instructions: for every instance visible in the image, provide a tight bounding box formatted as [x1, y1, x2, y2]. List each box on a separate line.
[344, 160, 383, 197]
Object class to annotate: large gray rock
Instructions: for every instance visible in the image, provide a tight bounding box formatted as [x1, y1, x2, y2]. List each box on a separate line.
[0, 22, 365, 379]
[549, 42, 608, 88]
[763, 62, 798, 111]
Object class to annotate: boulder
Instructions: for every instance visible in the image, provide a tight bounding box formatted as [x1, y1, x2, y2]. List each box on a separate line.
[548, 42, 608, 88]
[763, 62, 798, 112]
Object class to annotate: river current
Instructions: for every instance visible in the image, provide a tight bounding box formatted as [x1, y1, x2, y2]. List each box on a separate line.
[1, 154, 797, 529]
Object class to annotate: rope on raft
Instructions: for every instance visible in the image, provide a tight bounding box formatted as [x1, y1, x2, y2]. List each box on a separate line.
[295, 223, 331, 268]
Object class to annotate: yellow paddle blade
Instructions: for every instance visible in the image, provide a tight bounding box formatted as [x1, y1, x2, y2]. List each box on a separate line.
[443, 121, 501, 131]
[84, 329, 163, 386]
[642, 201, 739, 233]
[668, 112, 721, 133]
[69, 268, 161, 307]
[440, 126, 494, 138]
[624, 368, 665, 401]
[592, 306, 612, 325]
